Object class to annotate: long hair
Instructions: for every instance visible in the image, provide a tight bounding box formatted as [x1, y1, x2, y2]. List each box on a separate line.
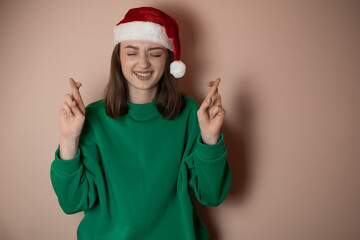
[103, 43, 185, 120]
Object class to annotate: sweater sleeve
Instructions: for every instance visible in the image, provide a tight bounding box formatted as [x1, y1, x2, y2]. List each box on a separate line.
[184, 101, 232, 207]
[50, 113, 99, 215]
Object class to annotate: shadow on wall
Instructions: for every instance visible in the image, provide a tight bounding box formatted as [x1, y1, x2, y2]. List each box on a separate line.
[157, 4, 256, 239]
[225, 78, 256, 200]
[0, 216, 11, 240]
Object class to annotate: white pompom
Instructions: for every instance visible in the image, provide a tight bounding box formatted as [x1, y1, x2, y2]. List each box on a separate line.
[170, 61, 186, 78]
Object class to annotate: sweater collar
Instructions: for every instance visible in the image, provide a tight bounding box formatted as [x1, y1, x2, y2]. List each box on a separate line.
[126, 101, 162, 121]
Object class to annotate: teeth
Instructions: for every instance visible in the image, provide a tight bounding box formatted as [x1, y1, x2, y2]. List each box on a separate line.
[135, 72, 152, 77]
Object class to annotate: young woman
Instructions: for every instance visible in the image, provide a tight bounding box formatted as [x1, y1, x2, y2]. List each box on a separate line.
[50, 7, 231, 240]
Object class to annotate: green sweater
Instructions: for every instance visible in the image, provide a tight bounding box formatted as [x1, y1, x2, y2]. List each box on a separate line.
[50, 96, 231, 240]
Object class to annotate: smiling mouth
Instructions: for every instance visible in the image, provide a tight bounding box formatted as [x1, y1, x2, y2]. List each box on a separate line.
[134, 71, 153, 77]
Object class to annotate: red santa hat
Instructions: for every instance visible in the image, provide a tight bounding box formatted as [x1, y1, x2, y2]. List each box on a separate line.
[114, 7, 186, 78]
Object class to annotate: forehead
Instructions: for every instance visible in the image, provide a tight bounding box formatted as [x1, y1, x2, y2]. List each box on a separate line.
[121, 40, 165, 49]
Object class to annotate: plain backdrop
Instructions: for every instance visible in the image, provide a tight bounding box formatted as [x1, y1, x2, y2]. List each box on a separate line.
[0, 0, 359, 239]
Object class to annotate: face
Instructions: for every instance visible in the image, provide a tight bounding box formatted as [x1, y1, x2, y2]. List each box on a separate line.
[119, 40, 168, 99]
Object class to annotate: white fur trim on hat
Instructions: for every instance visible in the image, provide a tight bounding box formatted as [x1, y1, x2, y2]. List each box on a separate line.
[114, 21, 174, 51]
[170, 61, 186, 78]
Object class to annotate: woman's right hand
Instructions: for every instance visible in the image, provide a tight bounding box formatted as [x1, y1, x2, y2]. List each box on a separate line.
[59, 78, 86, 139]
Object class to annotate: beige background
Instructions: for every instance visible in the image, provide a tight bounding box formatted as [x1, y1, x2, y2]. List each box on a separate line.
[1, 0, 359, 239]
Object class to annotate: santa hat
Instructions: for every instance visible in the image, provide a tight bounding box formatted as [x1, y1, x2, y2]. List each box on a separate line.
[114, 7, 186, 78]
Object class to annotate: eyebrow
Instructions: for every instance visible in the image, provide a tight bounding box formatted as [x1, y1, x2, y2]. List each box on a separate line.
[124, 45, 165, 51]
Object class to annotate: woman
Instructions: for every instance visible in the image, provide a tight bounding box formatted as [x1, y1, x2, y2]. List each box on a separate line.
[51, 7, 231, 240]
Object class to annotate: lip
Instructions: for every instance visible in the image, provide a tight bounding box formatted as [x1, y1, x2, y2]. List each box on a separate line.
[133, 71, 153, 79]
[134, 71, 153, 73]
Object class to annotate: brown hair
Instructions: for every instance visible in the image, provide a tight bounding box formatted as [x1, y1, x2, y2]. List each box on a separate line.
[103, 43, 185, 120]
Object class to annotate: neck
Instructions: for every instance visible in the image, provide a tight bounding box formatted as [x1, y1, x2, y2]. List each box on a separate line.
[128, 88, 157, 104]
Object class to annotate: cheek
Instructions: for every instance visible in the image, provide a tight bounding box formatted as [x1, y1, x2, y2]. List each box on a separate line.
[119, 56, 133, 72]
[154, 57, 167, 72]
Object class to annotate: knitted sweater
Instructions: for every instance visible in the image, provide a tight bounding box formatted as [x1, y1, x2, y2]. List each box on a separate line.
[50, 96, 231, 240]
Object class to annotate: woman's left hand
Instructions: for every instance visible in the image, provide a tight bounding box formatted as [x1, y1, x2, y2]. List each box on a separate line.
[197, 78, 226, 145]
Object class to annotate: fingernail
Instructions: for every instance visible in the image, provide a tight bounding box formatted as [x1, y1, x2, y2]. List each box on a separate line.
[73, 101, 76, 107]
[206, 97, 211, 103]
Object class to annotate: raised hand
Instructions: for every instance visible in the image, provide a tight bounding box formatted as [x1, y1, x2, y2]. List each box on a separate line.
[197, 78, 226, 145]
[59, 78, 86, 139]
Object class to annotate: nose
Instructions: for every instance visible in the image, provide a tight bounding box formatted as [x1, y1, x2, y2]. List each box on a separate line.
[139, 54, 150, 68]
